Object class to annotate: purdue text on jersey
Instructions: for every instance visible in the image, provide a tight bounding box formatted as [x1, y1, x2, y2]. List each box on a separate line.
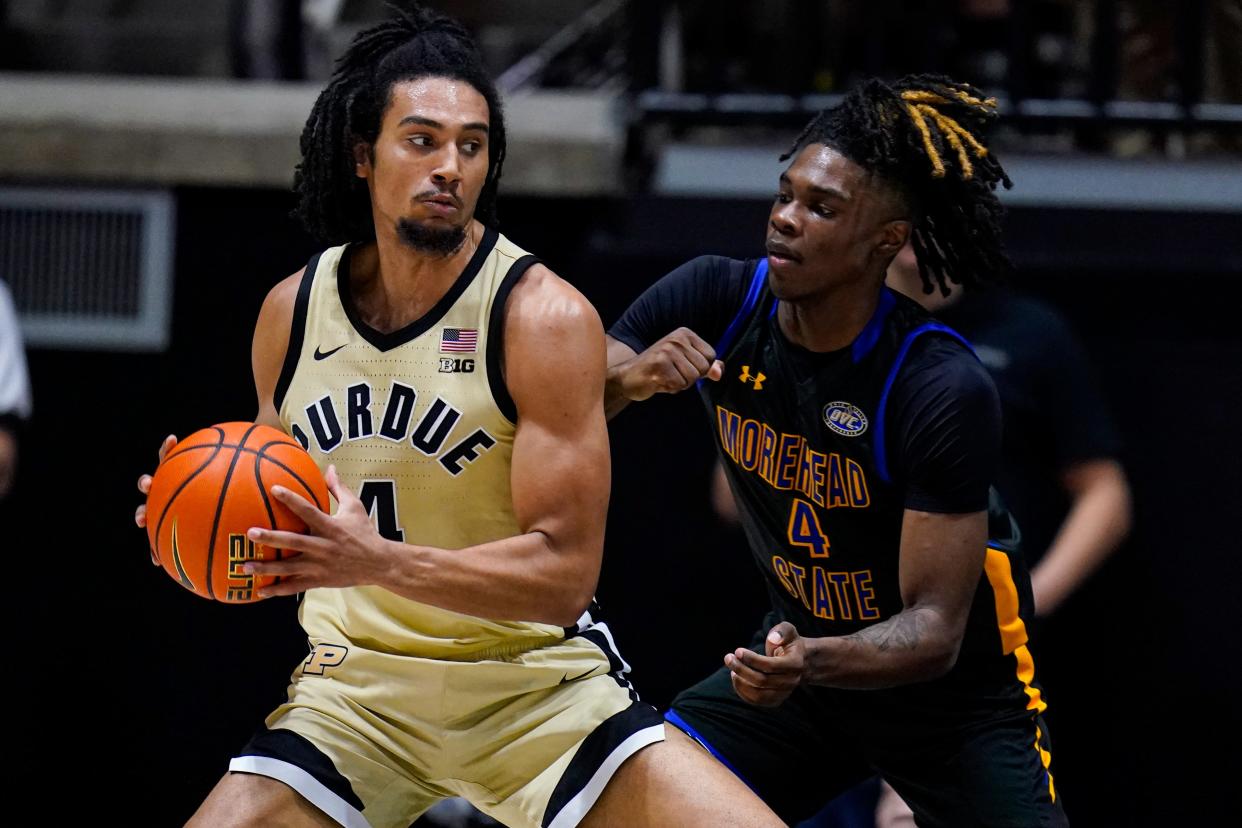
[289, 381, 497, 476]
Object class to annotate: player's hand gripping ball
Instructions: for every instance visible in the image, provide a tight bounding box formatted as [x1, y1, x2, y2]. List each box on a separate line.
[145, 422, 328, 602]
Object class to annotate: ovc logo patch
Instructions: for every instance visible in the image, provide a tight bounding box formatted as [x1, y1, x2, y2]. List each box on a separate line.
[823, 402, 868, 437]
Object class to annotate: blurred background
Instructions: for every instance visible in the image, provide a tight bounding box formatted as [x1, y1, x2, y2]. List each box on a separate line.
[0, 1, 1239, 825]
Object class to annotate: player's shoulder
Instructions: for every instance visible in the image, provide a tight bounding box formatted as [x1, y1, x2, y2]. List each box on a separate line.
[505, 261, 603, 343]
[261, 242, 351, 314]
[500, 261, 606, 410]
[902, 328, 998, 402]
[684, 253, 752, 275]
[252, 263, 314, 404]
[658, 254, 760, 318]
[266, 266, 307, 307]
[675, 254, 756, 289]
[255, 265, 308, 332]
[886, 292, 981, 367]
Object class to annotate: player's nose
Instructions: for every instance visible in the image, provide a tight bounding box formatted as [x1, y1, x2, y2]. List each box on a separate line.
[771, 209, 797, 236]
[431, 145, 463, 187]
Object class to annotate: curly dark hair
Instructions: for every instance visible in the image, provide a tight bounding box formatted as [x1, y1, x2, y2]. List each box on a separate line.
[783, 74, 1013, 295]
[293, 1, 506, 243]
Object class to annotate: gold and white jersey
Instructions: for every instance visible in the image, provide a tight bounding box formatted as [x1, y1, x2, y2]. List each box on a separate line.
[276, 228, 561, 659]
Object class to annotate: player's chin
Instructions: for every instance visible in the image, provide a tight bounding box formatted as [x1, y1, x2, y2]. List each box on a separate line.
[416, 211, 460, 225]
[405, 213, 458, 231]
[767, 280, 807, 303]
[395, 216, 469, 254]
[765, 265, 805, 300]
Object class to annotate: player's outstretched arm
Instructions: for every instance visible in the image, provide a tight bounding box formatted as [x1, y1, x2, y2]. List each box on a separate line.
[604, 329, 723, 420]
[246, 265, 610, 626]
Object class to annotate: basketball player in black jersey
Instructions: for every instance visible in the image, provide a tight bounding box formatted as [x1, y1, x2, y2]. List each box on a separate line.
[607, 77, 1069, 827]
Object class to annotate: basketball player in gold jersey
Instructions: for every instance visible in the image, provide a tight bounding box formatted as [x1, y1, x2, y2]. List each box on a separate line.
[134, 5, 781, 828]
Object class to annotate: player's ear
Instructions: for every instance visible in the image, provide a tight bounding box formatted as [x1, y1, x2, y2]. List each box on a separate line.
[875, 219, 911, 259]
[353, 142, 374, 179]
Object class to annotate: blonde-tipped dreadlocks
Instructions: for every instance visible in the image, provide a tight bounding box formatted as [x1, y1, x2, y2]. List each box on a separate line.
[782, 75, 1013, 296]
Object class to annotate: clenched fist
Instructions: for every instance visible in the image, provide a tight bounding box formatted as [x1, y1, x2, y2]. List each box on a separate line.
[608, 327, 724, 402]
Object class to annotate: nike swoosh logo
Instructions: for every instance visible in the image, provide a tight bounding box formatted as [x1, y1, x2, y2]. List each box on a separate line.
[170, 518, 196, 591]
[314, 344, 346, 361]
[560, 668, 598, 685]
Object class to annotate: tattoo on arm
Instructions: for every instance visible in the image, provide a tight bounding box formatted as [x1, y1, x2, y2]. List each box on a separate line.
[842, 607, 931, 652]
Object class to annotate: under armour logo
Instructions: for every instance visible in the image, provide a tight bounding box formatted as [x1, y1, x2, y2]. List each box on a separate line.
[739, 365, 766, 390]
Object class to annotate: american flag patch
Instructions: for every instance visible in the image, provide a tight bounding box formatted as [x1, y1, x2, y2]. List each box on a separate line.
[440, 327, 478, 353]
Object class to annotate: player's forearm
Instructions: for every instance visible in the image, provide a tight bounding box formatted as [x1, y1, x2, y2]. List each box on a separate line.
[1032, 470, 1131, 615]
[602, 332, 721, 420]
[375, 531, 598, 627]
[604, 336, 645, 420]
[803, 607, 962, 689]
[603, 364, 634, 421]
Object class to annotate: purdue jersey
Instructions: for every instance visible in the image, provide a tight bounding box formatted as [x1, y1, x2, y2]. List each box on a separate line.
[275, 228, 563, 659]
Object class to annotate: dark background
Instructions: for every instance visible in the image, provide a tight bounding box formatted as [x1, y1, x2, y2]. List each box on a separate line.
[4, 187, 1239, 826]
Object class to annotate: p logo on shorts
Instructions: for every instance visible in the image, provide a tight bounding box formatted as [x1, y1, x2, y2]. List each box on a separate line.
[302, 644, 349, 676]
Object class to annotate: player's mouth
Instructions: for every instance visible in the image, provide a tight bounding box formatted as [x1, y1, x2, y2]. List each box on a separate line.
[766, 240, 801, 265]
[420, 194, 462, 216]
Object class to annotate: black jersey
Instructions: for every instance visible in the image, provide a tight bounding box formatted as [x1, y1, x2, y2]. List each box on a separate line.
[613, 256, 1047, 720]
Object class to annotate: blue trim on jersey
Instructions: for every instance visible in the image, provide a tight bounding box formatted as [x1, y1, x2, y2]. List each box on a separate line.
[714, 258, 769, 357]
[664, 710, 761, 794]
[760, 279, 892, 348]
[874, 322, 977, 484]
[852, 288, 897, 363]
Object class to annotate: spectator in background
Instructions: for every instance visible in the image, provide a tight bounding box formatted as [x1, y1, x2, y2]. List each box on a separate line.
[0, 278, 32, 499]
[885, 242, 1131, 617]
[230, 0, 305, 79]
[1205, 0, 1242, 104]
[1110, 0, 1242, 154]
[878, 239, 1132, 823]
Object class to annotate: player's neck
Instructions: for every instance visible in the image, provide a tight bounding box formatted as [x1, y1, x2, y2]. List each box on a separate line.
[350, 221, 483, 333]
[777, 278, 883, 353]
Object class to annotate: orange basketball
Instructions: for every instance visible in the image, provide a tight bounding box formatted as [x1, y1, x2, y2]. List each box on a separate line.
[145, 422, 329, 603]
